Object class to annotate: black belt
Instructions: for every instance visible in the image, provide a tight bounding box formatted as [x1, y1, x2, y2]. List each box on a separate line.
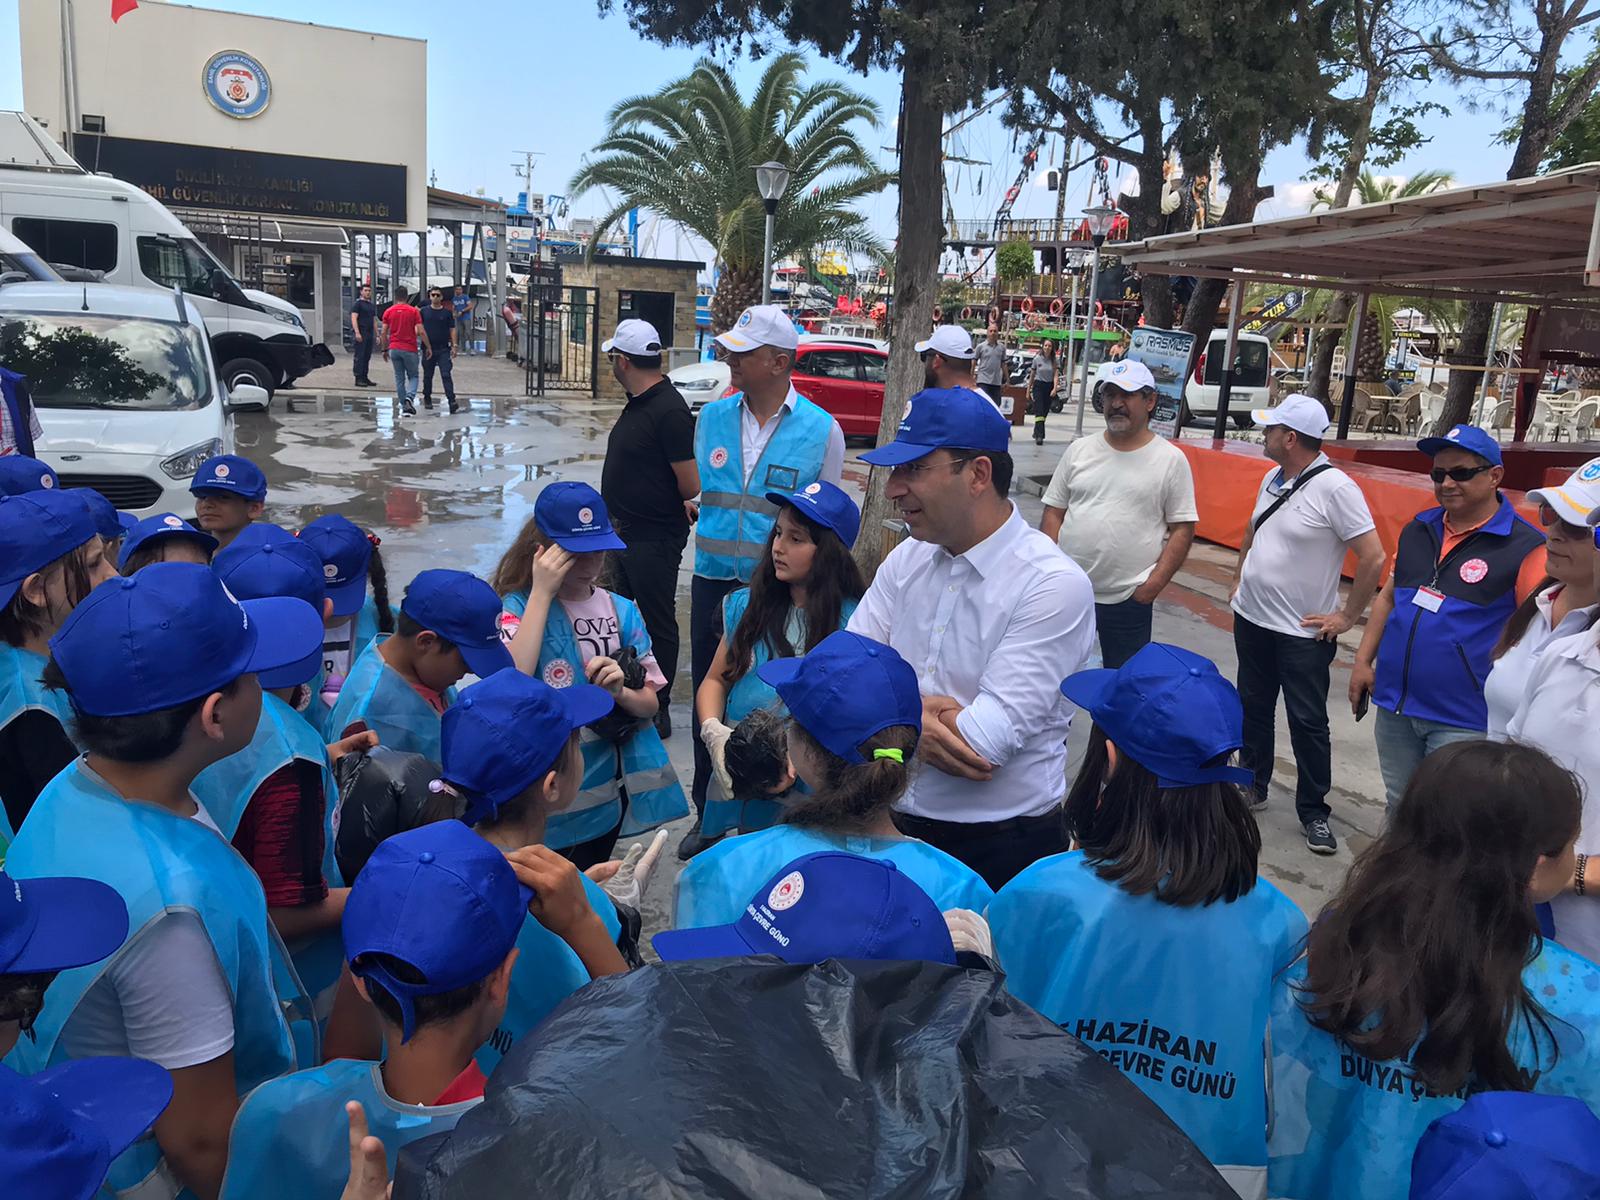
[896, 807, 1062, 837]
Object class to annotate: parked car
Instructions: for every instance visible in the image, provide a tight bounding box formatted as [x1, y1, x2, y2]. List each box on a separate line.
[0, 282, 263, 513]
[1183, 330, 1272, 428]
[668, 359, 730, 412]
[0, 226, 58, 284]
[669, 340, 891, 438]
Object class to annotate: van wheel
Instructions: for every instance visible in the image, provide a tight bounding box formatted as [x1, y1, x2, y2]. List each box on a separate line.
[221, 358, 275, 407]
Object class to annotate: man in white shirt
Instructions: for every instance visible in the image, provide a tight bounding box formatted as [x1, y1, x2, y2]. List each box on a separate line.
[1230, 394, 1385, 855]
[1040, 359, 1197, 667]
[849, 387, 1096, 889]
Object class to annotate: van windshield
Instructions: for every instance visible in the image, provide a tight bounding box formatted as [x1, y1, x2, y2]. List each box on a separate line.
[136, 235, 240, 302]
[0, 312, 212, 410]
[1203, 340, 1270, 387]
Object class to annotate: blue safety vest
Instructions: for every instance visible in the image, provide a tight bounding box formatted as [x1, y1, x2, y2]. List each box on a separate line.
[701, 589, 859, 839]
[693, 392, 833, 581]
[501, 590, 687, 850]
[988, 851, 1306, 1199]
[674, 824, 994, 930]
[322, 636, 456, 762]
[0, 643, 79, 843]
[5, 760, 303, 1196]
[193, 692, 345, 1030]
[475, 871, 623, 1073]
[1267, 943, 1600, 1200]
[220, 1058, 479, 1200]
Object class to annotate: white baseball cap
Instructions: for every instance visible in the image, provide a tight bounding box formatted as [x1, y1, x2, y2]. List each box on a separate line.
[915, 325, 976, 360]
[601, 319, 663, 356]
[1252, 393, 1330, 439]
[1529, 457, 1600, 526]
[714, 305, 800, 353]
[1098, 359, 1156, 393]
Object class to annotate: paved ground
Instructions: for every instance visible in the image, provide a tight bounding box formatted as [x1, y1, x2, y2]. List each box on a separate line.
[290, 347, 530, 399]
[240, 385, 1385, 935]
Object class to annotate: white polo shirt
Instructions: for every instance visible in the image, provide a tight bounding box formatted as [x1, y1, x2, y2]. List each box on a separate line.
[740, 386, 846, 486]
[1484, 585, 1597, 740]
[847, 504, 1097, 822]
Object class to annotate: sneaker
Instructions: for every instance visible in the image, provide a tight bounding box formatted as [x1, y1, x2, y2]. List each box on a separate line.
[400, 398, 417, 416]
[654, 705, 672, 739]
[1304, 818, 1337, 855]
[676, 825, 723, 862]
[423, 396, 435, 410]
[1249, 790, 1269, 812]
[448, 400, 462, 415]
[353, 378, 374, 388]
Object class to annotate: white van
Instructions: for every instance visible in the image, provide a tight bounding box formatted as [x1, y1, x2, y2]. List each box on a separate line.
[0, 112, 333, 401]
[0, 282, 265, 514]
[1184, 330, 1273, 428]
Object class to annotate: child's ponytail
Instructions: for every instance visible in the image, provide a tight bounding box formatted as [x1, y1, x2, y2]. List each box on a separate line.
[368, 540, 395, 634]
[783, 724, 918, 832]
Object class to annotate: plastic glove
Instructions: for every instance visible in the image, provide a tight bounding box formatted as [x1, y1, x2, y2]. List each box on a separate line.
[701, 717, 735, 796]
[598, 828, 670, 909]
[943, 908, 994, 959]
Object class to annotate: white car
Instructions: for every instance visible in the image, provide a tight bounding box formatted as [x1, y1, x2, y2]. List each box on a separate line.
[670, 360, 732, 412]
[1184, 330, 1273, 428]
[0, 282, 265, 514]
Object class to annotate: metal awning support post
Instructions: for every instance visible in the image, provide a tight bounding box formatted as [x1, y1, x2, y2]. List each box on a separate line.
[1336, 292, 1368, 440]
[1212, 280, 1245, 441]
[1075, 250, 1102, 432]
[1473, 302, 1504, 426]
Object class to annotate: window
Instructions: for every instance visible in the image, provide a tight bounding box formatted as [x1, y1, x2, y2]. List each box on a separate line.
[0, 313, 212, 411]
[799, 350, 859, 381]
[12, 218, 118, 275]
[137, 235, 226, 299]
[860, 352, 887, 384]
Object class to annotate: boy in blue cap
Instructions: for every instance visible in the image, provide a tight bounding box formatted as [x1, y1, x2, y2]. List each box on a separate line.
[119, 512, 217, 574]
[1410, 1092, 1600, 1200]
[677, 630, 991, 929]
[221, 820, 616, 1199]
[325, 567, 513, 761]
[0, 453, 59, 495]
[297, 514, 396, 705]
[988, 642, 1305, 1197]
[5, 562, 325, 1199]
[191, 453, 268, 550]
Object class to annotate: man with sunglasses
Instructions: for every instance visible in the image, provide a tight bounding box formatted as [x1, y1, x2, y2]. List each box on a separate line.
[1351, 424, 1547, 808]
[420, 287, 461, 414]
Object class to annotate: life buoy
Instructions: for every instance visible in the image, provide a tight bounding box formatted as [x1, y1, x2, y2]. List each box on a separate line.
[960, 307, 973, 321]
[1049, 299, 1064, 316]
[1021, 297, 1034, 313]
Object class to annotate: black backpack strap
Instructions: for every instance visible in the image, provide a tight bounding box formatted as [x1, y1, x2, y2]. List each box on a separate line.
[1252, 463, 1337, 533]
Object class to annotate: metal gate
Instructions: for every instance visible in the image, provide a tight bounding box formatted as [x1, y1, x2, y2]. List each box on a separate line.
[525, 285, 600, 397]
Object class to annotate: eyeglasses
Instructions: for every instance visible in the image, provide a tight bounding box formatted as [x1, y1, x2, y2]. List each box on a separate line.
[889, 456, 973, 479]
[1429, 464, 1494, 484]
[714, 345, 758, 363]
[1539, 502, 1588, 538]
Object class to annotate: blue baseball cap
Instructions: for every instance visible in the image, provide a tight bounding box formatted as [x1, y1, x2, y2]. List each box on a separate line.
[298, 514, 373, 618]
[1, 868, 128, 975]
[762, 481, 862, 549]
[190, 454, 267, 502]
[212, 525, 328, 689]
[50, 562, 325, 717]
[756, 631, 920, 764]
[1060, 642, 1254, 790]
[0, 491, 102, 608]
[70, 489, 124, 542]
[653, 851, 956, 965]
[117, 513, 217, 572]
[400, 569, 514, 679]
[1411, 1092, 1600, 1200]
[440, 669, 613, 825]
[0, 455, 59, 496]
[2, 1059, 173, 1200]
[533, 481, 627, 553]
[343, 821, 531, 1042]
[1418, 424, 1503, 467]
[859, 387, 1012, 466]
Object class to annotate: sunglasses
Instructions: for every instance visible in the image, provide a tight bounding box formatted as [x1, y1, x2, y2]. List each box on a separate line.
[1429, 464, 1494, 484]
[1539, 502, 1589, 538]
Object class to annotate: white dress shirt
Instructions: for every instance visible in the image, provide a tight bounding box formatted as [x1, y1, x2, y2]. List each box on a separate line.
[741, 385, 846, 486]
[848, 503, 1097, 822]
[1484, 585, 1597, 740]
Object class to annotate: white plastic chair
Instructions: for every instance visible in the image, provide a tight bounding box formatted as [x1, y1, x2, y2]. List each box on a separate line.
[1483, 399, 1513, 435]
[1565, 398, 1600, 443]
[1529, 399, 1555, 441]
[1420, 390, 1447, 432]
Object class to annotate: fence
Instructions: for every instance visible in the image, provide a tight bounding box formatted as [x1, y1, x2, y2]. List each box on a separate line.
[524, 285, 601, 397]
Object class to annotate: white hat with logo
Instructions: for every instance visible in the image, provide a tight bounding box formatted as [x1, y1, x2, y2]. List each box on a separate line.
[914, 325, 976, 360]
[714, 305, 800, 353]
[601, 319, 663, 356]
[1098, 359, 1157, 393]
[1528, 457, 1600, 527]
[1252, 393, 1330, 438]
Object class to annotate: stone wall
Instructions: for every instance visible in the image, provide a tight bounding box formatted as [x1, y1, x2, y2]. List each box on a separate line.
[559, 256, 701, 399]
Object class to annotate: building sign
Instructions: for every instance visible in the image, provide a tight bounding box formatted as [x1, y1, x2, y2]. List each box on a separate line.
[1243, 290, 1303, 334]
[203, 50, 272, 120]
[1543, 306, 1600, 364]
[74, 134, 408, 225]
[1126, 326, 1196, 439]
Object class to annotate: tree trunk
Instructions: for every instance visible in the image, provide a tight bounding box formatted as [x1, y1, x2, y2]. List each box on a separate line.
[709, 264, 761, 335]
[853, 53, 944, 581]
[1179, 162, 1264, 343]
[1306, 293, 1354, 401]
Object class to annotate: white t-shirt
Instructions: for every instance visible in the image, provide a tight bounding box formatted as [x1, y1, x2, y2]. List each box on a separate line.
[322, 614, 358, 682]
[1232, 456, 1376, 638]
[1484, 585, 1596, 740]
[61, 803, 237, 1071]
[1041, 434, 1198, 604]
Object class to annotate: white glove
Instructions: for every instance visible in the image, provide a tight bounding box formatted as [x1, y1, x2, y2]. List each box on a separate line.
[598, 829, 670, 910]
[701, 717, 735, 797]
[943, 909, 994, 959]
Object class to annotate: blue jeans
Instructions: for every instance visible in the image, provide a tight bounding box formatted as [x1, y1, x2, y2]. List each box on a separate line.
[1373, 706, 1483, 809]
[1095, 596, 1153, 669]
[389, 349, 419, 403]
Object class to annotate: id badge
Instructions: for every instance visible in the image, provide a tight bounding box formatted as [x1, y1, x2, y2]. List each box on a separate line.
[1412, 586, 1445, 613]
[764, 464, 799, 492]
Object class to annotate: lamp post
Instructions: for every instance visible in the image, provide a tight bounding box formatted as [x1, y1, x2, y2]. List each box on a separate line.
[755, 161, 790, 307]
[1075, 205, 1117, 435]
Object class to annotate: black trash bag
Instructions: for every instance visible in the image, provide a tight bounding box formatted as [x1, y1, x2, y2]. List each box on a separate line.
[587, 645, 648, 746]
[395, 959, 1234, 1200]
[332, 747, 458, 883]
[724, 707, 791, 800]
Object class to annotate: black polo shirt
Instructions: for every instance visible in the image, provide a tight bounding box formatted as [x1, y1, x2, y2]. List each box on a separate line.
[602, 378, 696, 541]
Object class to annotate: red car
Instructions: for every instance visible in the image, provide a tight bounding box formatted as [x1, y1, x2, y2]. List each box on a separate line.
[711, 340, 889, 438]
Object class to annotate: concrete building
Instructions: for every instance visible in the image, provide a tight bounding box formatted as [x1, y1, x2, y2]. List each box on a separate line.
[557, 254, 702, 399]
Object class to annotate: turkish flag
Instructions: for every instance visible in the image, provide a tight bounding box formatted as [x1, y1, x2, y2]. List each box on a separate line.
[111, 0, 138, 22]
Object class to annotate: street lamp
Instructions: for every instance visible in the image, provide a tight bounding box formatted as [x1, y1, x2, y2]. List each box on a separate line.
[1075, 204, 1118, 434]
[755, 161, 790, 306]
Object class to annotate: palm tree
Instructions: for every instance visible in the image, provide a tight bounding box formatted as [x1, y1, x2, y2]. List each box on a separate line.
[571, 54, 893, 332]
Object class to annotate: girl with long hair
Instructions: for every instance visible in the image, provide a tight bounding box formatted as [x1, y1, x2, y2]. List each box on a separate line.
[989, 643, 1306, 1199]
[297, 514, 395, 718]
[1268, 739, 1600, 1199]
[1028, 339, 1057, 445]
[695, 482, 866, 841]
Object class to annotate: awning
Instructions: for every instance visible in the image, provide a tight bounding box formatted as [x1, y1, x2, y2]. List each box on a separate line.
[1114, 164, 1600, 310]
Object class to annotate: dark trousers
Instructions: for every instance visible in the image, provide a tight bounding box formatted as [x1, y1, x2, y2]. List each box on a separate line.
[1030, 380, 1053, 442]
[893, 808, 1069, 892]
[689, 574, 741, 809]
[559, 809, 624, 871]
[422, 348, 456, 402]
[979, 382, 1004, 404]
[352, 332, 373, 381]
[609, 533, 688, 704]
[1095, 596, 1153, 669]
[1232, 613, 1337, 824]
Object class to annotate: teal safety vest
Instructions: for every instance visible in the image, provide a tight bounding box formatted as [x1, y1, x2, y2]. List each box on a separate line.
[501, 590, 687, 850]
[0, 643, 79, 843]
[5, 760, 303, 1198]
[193, 692, 345, 1031]
[221, 1058, 479, 1200]
[322, 637, 456, 763]
[693, 391, 834, 581]
[673, 824, 994, 931]
[988, 851, 1307, 1200]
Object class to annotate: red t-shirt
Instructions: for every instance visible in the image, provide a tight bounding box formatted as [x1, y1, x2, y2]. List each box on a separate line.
[233, 762, 329, 909]
[383, 303, 422, 352]
[432, 1061, 489, 1105]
